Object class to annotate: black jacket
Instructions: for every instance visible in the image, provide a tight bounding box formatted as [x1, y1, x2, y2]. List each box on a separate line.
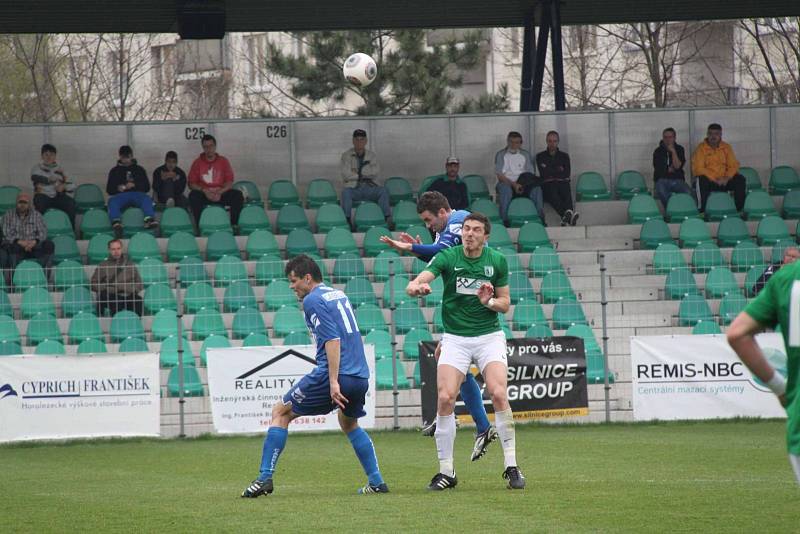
[535, 150, 571, 182]
[428, 177, 470, 211]
[152, 164, 187, 197]
[653, 142, 686, 182]
[107, 159, 150, 196]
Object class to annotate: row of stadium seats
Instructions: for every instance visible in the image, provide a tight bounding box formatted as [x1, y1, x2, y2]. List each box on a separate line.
[629, 191, 797, 224]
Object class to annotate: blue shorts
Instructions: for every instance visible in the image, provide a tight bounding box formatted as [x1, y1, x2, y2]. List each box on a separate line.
[283, 373, 369, 419]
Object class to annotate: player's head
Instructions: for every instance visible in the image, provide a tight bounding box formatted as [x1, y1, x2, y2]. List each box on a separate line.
[462, 213, 490, 252]
[417, 191, 452, 234]
[783, 247, 800, 265]
[285, 254, 322, 299]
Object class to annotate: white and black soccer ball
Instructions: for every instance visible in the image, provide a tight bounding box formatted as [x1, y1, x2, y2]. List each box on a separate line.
[343, 53, 378, 88]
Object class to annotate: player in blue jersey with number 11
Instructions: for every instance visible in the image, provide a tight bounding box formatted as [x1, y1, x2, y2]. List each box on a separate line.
[241, 255, 388, 497]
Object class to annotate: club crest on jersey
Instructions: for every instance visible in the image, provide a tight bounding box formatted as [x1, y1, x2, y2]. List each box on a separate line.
[484, 266, 494, 277]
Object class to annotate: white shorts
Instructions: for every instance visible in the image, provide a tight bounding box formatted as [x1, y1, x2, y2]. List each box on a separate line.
[439, 331, 508, 375]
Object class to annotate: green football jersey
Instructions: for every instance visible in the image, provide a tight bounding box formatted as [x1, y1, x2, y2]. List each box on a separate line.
[744, 261, 800, 454]
[424, 245, 509, 337]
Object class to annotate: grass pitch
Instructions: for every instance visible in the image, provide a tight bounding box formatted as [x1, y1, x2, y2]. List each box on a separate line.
[2, 420, 796, 532]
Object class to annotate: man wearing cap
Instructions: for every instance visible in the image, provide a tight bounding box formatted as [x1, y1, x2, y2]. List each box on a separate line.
[340, 129, 391, 229]
[0, 192, 54, 284]
[428, 157, 470, 211]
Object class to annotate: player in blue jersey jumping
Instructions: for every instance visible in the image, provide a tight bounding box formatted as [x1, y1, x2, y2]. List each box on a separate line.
[241, 255, 388, 498]
[381, 191, 497, 462]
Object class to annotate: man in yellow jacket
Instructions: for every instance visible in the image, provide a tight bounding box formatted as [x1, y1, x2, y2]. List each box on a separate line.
[691, 123, 746, 213]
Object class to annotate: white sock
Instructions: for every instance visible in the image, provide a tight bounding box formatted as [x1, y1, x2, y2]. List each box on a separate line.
[434, 413, 456, 476]
[494, 408, 517, 468]
[790, 455, 800, 486]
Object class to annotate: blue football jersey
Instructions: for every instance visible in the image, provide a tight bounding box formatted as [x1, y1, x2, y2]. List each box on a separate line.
[411, 209, 470, 262]
[302, 284, 369, 379]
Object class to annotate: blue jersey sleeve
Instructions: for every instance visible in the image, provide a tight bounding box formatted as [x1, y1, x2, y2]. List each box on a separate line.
[411, 211, 465, 262]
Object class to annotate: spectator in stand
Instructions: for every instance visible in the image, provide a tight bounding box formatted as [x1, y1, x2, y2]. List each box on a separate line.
[152, 151, 188, 208]
[188, 134, 244, 227]
[340, 129, 391, 229]
[494, 131, 543, 226]
[752, 246, 800, 295]
[427, 157, 470, 211]
[106, 145, 158, 238]
[692, 123, 747, 213]
[535, 131, 578, 226]
[653, 127, 693, 208]
[90, 238, 143, 317]
[31, 143, 77, 229]
[0, 191, 54, 284]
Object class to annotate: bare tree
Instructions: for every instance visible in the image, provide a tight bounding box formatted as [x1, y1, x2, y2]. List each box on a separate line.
[736, 18, 800, 104]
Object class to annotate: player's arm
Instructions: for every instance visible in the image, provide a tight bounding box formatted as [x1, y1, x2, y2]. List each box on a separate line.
[406, 270, 436, 297]
[727, 312, 786, 405]
[324, 338, 348, 410]
[477, 284, 510, 313]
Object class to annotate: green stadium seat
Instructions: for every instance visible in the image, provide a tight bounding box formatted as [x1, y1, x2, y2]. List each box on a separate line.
[273, 306, 306, 338]
[128, 232, 161, 262]
[254, 254, 284, 286]
[184, 282, 218, 314]
[356, 303, 388, 334]
[691, 242, 725, 274]
[551, 298, 588, 330]
[373, 250, 406, 282]
[365, 329, 393, 360]
[665, 193, 699, 222]
[470, 198, 502, 224]
[392, 201, 420, 231]
[782, 190, 800, 219]
[144, 283, 177, 315]
[237, 205, 270, 236]
[385, 176, 414, 205]
[394, 301, 427, 334]
[628, 194, 662, 224]
[35, 339, 65, 355]
[639, 219, 674, 249]
[52, 234, 81, 263]
[138, 258, 169, 287]
[743, 191, 778, 220]
[223, 281, 257, 312]
[719, 293, 748, 325]
[664, 267, 700, 300]
[496, 247, 523, 275]
[160, 207, 194, 238]
[110, 310, 144, 343]
[678, 294, 714, 326]
[160, 335, 196, 367]
[0, 185, 20, 215]
[120, 207, 146, 238]
[354, 202, 385, 231]
[692, 320, 722, 335]
[200, 334, 231, 366]
[192, 308, 227, 340]
[13, 260, 47, 291]
[285, 228, 318, 258]
[382, 274, 411, 306]
[512, 300, 548, 331]
[431, 303, 444, 333]
[509, 272, 536, 304]
[232, 307, 267, 339]
[0, 340, 22, 355]
[704, 266, 740, 299]
[264, 280, 297, 311]
[166, 231, 199, 262]
[119, 337, 149, 353]
[363, 226, 391, 257]
[306, 179, 338, 208]
[716, 217, 751, 247]
[80, 209, 112, 239]
[678, 218, 712, 248]
[315, 204, 349, 233]
[418, 175, 441, 196]
[166, 366, 204, 397]
[576, 172, 611, 201]
[206, 231, 239, 261]
[77, 338, 107, 354]
[769, 165, 800, 195]
[615, 170, 648, 200]
[344, 277, 378, 308]
[540, 271, 574, 303]
[44, 209, 74, 238]
[565, 324, 602, 353]
[756, 215, 790, 246]
[268, 180, 300, 209]
[525, 323, 554, 338]
[53, 259, 88, 290]
[246, 229, 280, 259]
[405, 225, 433, 245]
[423, 277, 444, 307]
[704, 192, 738, 221]
[242, 333, 272, 347]
[739, 166, 763, 193]
[488, 224, 513, 249]
[402, 327, 433, 360]
[333, 252, 366, 283]
[276, 204, 310, 235]
[213, 255, 247, 287]
[68, 312, 104, 344]
[730, 241, 766, 273]
[198, 205, 232, 236]
[308, 253, 330, 284]
[324, 227, 358, 257]
[507, 197, 541, 227]
[151, 309, 179, 341]
[21, 286, 55, 318]
[652, 243, 688, 274]
[376, 358, 410, 390]
[233, 180, 264, 207]
[282, 331, 310, 345]
[61, 286, 94, 318]
[517, 221, 551, 252]
[87, 233, 113, 264]
[0, 315, 20, 344]
[0, 291, 11, 317]
[463, 174, 490, 200]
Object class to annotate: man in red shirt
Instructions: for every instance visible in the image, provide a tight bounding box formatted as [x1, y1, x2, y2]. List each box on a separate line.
[188, 134, 244, 227]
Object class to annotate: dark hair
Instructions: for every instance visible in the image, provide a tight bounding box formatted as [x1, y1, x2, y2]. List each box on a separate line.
[545, 130, 559, 139]
[285, 254, 322, 282]
[707, 123, 722, 132]
[118, 145, 133, 157]
[463, 212, 491, 234]
[417, 191, 451, 215]
[662, 127, 676, 136]
[201, 134, 216, 145]
[41, 143, 56, 155]
[165, 151, 178, 161]
[507, 131, 523, 141]
[107, 238, 123, 249]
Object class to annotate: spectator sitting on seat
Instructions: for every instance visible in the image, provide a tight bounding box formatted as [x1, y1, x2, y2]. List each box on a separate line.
[31, 143, 77, 229]
[494, 131, 543, 226]
[188, 134, 244, 228]
[340, 129, 391, 229]
[536, 131, 578, 226]
[90, 238, 144, 317]
[752, 246, 800, 295]
[152, 150, 188, 208]
[0, 191, 54, 285]
[107, 145, 158, 238]
[692, 123, 746, 213]
[427, 157, 469, 211]
[653, 127, 693, 208]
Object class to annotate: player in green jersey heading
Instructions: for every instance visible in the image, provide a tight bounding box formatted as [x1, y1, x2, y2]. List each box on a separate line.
[406, 212, 525, 490]
[728, 260, 800, 484]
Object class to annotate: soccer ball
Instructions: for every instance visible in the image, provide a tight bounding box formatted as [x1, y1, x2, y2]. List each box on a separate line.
[343, 53, 377, 87]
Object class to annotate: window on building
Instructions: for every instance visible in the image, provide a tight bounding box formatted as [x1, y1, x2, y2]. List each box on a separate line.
[151, 44, 175, 97]
[245, 34, 267, 87]
[108, 49, 129, 98]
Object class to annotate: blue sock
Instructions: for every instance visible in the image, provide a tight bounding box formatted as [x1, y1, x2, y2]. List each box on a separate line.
[258, 427, 288, 481]
[347, 427, 384, 486]
[461, 373, 490, 433]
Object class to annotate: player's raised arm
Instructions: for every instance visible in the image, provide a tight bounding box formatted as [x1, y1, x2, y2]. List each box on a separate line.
[727, 312, 786, 405]
[406, 270, 435, 297]
[477, 283, 510, 313]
